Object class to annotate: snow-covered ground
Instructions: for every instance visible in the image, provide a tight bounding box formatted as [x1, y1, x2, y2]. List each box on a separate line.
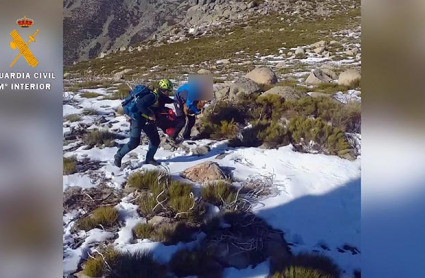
[63, 87, 361, 277]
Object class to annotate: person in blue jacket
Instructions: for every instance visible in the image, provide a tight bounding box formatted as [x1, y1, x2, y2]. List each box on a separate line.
[170, 82, 203, 141]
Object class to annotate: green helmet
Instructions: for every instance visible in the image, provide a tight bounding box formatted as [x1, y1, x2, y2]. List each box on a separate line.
[158, 79, 173, 90]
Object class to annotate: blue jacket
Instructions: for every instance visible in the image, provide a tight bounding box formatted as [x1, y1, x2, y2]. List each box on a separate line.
[175, 83, 201, 115]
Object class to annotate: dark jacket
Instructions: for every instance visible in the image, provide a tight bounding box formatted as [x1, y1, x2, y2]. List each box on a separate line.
[135, 89, 174, 118]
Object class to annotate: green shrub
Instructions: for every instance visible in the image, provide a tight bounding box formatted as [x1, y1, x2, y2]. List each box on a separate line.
[228, 120, 268, 148]
[83, 256, 103, 277]
[288, 253, 340, 278]
[151, 222, 196, 245]
[258, 121, 290, 149]
[288, 116, 351, 155]
[133, 223, 155, 239]
[83, 130, 116, 148]
[139, 195, 158, 217]
[169, 247, 222, 278]
[168, 181, 195, 214]
[80, 92, 102, 98]
[64, 114, 81, 122]
[106, 250, 165, 278]
[272, 266, 330, 278]
[127, 170, 162, 190]
[82, 108, 99, 116]
[256, 94, 286, 121]
[76, 206, 119, 231]
[63, 156, 78, 175]
[83, 248, 166, 278]
[210, 119, 239, 140]
[314, 83, 350, 94]
[201, 181, 237, 206]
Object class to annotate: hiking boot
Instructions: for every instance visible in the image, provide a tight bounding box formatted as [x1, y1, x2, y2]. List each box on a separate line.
[145, 159, 161, 166]
[114, 154, 122, 168]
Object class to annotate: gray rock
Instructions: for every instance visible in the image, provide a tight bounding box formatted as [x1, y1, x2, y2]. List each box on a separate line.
[262, 86, 305, 100]
[295, 47, 305, 57]
[245, 67, 278, 85]
[215, 78, 261, 100]
[338, 69, 361, 86]
[305, 69, 333, 85]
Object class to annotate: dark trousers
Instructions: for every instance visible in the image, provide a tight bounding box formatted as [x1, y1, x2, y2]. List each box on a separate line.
[170, 115, 196, 140]
[116, 117, 160, 161]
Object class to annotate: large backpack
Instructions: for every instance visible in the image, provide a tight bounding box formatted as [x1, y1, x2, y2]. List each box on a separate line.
[121, 85, 154, 119]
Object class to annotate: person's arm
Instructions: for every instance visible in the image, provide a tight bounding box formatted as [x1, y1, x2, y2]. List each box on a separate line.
[186, 100, 201, 115]
[136, 93, 156, 118]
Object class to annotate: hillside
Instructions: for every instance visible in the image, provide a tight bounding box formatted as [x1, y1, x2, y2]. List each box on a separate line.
[63, 1, 361, 277]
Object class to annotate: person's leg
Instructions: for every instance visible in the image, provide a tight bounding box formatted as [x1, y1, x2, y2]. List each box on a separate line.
[143, 123, 160, 164]
[183, 115, 196, 140]
[114, 118, 143, 167]
[169, 116, 186, 140]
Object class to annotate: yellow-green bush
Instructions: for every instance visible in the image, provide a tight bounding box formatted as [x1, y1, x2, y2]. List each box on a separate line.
[83, 256, 103, 277]
[272, 266, 330, 278]
[81, 92, 102, 98]
[64, 114, 81, 122]
[288, 116, 351, 155]
[169, 247, 223, 278]
[82, 108, 99, 115]
[139, 195, 158, 217]
[201, 181, 237, 206]
[150, 222, 196, 245]
[76, 206, 119, 231]
[256, 93, 286, 121]
[271, 252, 340, 278]
[127, 170, 163, 190]
[258, 121, 290, 149]
[63, 156, 78, 175]
[169, 181, 194, 213]
[82, 248, 165, 278]
[210, 119, 239, 140]
[83, 130, 116, 148]
[133, 223, 155, 239]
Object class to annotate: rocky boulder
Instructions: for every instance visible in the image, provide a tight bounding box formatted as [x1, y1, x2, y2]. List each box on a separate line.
[338, 69, 361, 86]
[215, 78, 260, 100]
[245, 67, 278, 85]
[305, 69, 333, 85]
[262, 86, 305, 100]
[295, 47, 305, 57]
[198, 69, 212, 75]
[181, 161, 227, 183]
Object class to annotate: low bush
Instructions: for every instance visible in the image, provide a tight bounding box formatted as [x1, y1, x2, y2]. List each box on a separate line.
[76, 206, 119, 231]
[83, 248, 166, 278]
[83, 256, 103, 277]
[210, 119, 240, 140]
[127, 170, 163, 190]
[80, 92, 102, 98]
[151, 222, 197, 245]
[169, 247, 222, 278]
[133, 223, 155, 239]
[201, 181, 237, 206]
[271, 252, 340, 278]
[258, 121, 290, 149]
[63, 156, 78, 175]
[272, 266, 330, 278]
[82, 108, 99, 116]
[256, 94, 286, 121]
[64, 114, 81, 122]
[139, 194, 158, 217]
[83, 130, 116, 148]
[288, 116, 351, 155]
